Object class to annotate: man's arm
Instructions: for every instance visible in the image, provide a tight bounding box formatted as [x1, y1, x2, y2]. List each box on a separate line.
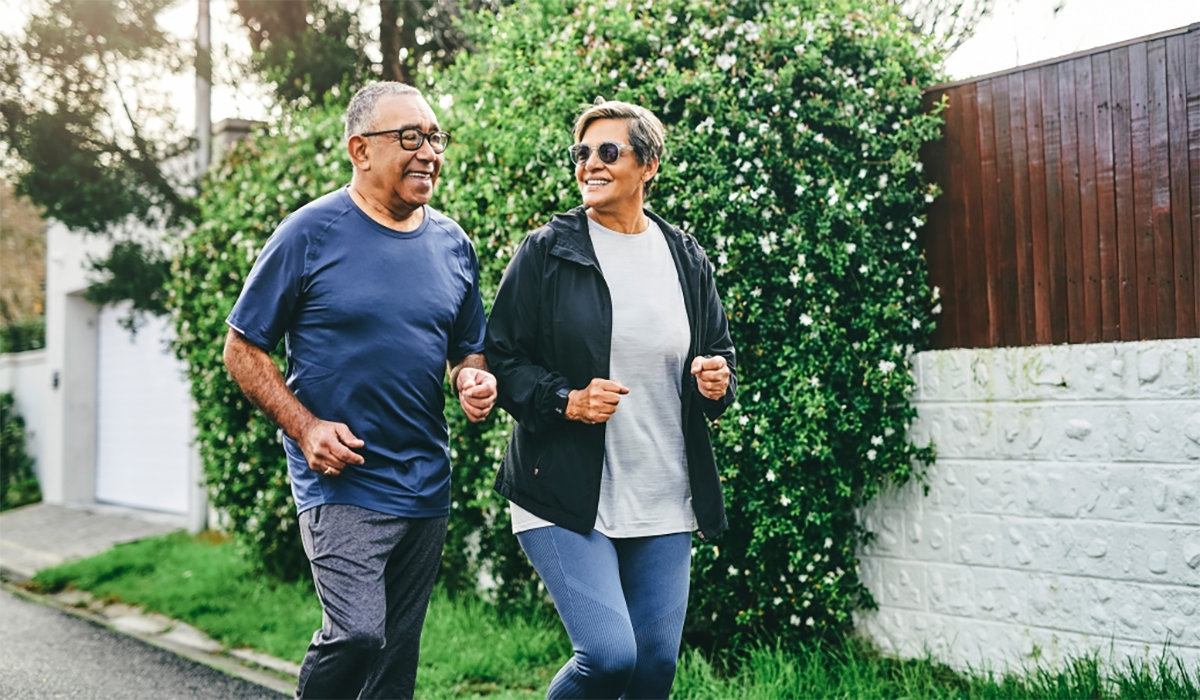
[223, 328, 364, 476]
[448, 353, 497, 423]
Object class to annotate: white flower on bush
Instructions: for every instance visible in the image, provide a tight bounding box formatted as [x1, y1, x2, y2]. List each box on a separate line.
[813, 133, 825, 143]
[800, 313, 813, 326]
[846, 242, 857, 254]
[912, 318, 922, 329]
[878, 359, 896, 374]
[808, 376, 820, 387]
[790, 614, 802, 626]
[789, 271, 800, 286]
[751, 287, 762, 297]
[806, 617, 815, 627]
[739, 415, 750, 426]
[859, 265, 868, 274]
[932, 303, 942, 315]
[798, 253, 806, 267]
[728, 566, 739, 576]
[932, 285, 941, 301]
[780, 495, 791, 507]
[716, 54, 737, 71]
[871, 435, 883, 446]
[774, 597, 783, 606]
[867, 449, 877, 460]
[766, 469, 776, 482]
[824, 537, 833, 548]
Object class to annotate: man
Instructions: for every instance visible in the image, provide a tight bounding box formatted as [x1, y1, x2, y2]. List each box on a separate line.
[223, 81, 496, 700]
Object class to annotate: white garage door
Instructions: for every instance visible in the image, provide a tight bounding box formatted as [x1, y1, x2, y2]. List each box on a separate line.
[95, 302, 192, 514]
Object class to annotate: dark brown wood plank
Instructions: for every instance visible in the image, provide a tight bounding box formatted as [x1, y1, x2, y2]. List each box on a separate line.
[1111, 46, 1141, 340]
[977, 79, 1005, 347]
[1009, 71, 1038, 344]
[960, 83, 990, 348]
[922, 88, 957, 349]
[1167, 35, 1196, 338]
[995, 74, 1022, 347]
[1092, 51, 1121, 341]
[1058, 59, 1086, 343]
[1024, 68, 1052, 344]
[1040, 62, 1070, 344]
[944, 87, 972, 348]
[1189, 28, 1200, 334]
[1148, 39, 1177, 338]
[1129, 41, 1158, 338]
[1075, 57, 1102, 342]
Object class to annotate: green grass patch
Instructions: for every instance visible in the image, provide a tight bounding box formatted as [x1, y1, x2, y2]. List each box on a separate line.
[30, 531, 1197, 699]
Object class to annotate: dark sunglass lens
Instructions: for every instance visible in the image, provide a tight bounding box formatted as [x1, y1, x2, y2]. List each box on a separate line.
[569, 144, 590, 164]
[597, 143, 621, 163]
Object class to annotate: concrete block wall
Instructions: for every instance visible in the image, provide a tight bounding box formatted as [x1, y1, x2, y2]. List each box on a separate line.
[856, 339, 1199, 673]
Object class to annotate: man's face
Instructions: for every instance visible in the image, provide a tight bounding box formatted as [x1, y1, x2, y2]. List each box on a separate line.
[361, 94, 443, 208]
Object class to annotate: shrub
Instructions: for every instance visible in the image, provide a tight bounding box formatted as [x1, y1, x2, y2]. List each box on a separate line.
[1, 391, 41, 510]
[428, 0, 943, 648]
[169, 104, 350, 579]
[0, 316, 45, 354]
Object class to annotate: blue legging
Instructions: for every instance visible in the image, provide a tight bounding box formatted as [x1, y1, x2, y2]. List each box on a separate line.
[517, 526, 692, 700]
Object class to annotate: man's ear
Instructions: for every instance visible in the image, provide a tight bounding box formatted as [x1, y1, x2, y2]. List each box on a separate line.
[347, 135, 371, 171]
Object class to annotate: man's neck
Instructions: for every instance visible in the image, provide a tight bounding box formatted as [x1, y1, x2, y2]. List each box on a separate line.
[348, 182, 424, 232]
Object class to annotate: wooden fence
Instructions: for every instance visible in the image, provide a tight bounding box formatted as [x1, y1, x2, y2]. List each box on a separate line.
[921, 24, 1200, 349]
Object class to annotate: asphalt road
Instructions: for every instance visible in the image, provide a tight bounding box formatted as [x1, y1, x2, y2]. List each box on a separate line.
[0, 589, 284, 699]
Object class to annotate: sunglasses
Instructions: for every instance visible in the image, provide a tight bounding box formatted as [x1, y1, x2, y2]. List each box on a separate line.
[567, 142, 635, 165]
[360, 127, 451, 153]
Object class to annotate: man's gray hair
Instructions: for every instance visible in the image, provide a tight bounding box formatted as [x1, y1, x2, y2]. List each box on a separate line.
[571, 99, 665, 197]
[344, 82, 423, 142]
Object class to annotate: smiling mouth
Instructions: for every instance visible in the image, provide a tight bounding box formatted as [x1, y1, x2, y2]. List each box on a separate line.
[408, 172, 433, 180]
[584, 179, 611, 186]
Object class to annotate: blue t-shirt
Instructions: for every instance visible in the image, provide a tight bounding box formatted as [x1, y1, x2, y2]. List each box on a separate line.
[227, 188, 486, 517]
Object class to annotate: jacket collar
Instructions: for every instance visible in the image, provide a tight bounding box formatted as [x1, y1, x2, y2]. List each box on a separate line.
[547, 206, 692, 266]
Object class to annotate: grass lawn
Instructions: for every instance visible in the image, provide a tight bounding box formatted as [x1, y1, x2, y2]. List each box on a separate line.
[30, 532, 1199, 699]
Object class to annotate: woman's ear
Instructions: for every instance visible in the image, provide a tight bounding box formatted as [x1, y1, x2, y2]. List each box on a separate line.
[643, 157, 660, 182]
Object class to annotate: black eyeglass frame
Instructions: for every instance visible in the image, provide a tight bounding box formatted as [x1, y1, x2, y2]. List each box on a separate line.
[360, 127, 451, 153]
[567, 141, 636, 166]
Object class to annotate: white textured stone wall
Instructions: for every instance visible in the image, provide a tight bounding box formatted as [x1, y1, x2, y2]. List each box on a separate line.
[856, 338, 1200, 673]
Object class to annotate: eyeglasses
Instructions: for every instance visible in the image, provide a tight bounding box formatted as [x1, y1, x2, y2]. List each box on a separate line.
[567, 142, 635, 165]
[360, 127, 451, 153]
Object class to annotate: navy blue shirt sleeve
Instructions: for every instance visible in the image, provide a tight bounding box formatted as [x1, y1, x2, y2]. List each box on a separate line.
[226, 218, 309, 352]
[448, 237, 486, 361]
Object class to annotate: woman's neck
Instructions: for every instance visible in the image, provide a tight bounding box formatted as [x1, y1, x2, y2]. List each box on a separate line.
[586, 206, 649, 235]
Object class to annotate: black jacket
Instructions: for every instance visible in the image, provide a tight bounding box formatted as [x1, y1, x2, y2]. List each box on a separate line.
[485, 206, 737, 540]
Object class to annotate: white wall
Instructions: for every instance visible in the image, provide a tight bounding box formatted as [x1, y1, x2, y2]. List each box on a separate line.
[0, 349, 47, 477]
[857, 338, 1200, 673]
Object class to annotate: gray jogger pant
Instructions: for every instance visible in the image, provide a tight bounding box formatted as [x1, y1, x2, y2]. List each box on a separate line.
[295, 504, 447, 700]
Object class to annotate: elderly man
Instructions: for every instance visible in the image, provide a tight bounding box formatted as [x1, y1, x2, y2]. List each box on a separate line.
[223, 82, 496, 700]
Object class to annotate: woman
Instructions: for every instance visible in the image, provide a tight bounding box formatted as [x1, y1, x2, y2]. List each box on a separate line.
[485, 100, 737, 699]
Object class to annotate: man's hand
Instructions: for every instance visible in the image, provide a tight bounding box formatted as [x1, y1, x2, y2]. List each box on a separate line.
[457, 367, 498, 423]
[566, 378, 630, 424]
[691, 355, 730, 400]
[298, 418, 365, 477]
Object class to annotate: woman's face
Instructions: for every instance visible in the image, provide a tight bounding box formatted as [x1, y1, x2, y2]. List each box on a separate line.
[575, 119, 656, 215]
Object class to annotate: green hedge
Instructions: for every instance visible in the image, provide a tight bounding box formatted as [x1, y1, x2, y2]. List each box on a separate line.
[429, 0, 943, 648]
[0, 316, 45, 354]
[1, 391, 41, 510]
[172, 0, 943, 649]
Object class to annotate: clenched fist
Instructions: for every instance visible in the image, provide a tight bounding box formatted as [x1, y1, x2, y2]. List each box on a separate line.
[566, 378, 630, 425]
[690, 355, 730, 400]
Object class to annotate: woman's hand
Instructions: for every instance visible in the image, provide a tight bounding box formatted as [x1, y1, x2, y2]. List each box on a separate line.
[691, 355, 730, 400]
[566, 378, 630, 424]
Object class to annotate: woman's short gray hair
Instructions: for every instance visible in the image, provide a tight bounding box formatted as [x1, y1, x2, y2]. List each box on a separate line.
[344, 82, 422, 142]
[572, 100, 665, 196]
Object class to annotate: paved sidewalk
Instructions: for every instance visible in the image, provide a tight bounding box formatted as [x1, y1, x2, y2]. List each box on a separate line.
[0, 502, 299, 695]
[0, 502, 180, 582]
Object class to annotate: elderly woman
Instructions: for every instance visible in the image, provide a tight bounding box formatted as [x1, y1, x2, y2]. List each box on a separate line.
[485, 100, 737, 699]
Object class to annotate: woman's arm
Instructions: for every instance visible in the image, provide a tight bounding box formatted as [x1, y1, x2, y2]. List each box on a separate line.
[485, 236, 573, 433]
